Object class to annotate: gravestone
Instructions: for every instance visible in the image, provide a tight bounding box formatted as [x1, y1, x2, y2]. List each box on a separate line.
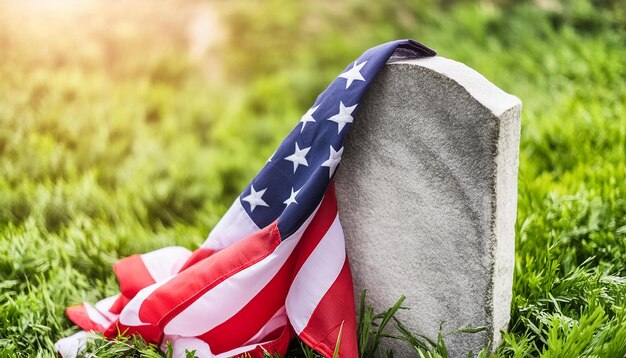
[334, 56, 521, 356]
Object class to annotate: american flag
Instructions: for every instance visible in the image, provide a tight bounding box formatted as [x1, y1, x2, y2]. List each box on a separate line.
[55, 39, 436, 358]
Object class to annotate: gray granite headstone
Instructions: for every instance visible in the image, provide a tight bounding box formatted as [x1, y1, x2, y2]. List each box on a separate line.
[334, 56, 521, 356]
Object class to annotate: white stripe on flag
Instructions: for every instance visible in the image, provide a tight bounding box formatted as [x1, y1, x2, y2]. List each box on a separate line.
[141, 246, 193, 281]
[119, 278, 172, 326]
[54, 331, 93, 358]
[162, 334, 284, 358]
[164, 337, 213, 358]
[94, 294, 120, 322]
[84, 302, 114, 328]
[213, 340, 273, 358]
[203, 199, 260, 250]
[286, 214, 346, 334]
[162, 306, 288, 357]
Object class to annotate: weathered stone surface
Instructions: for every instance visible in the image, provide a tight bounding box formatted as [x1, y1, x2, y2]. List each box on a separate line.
[334, 56, 521, 356]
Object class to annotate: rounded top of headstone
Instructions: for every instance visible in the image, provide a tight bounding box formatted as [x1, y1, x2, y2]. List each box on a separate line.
[391, 56, 521, 116]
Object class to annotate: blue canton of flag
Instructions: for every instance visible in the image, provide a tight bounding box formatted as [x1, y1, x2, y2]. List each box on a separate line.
[241, 39, 436, 237]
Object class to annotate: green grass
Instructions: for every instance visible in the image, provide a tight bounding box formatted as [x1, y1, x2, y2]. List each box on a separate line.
[0, 0, 625, 357]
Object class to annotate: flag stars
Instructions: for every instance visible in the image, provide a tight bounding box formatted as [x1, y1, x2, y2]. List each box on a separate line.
[300, 105, 319, 132]
[328, 102, 357, 134]
[338, 60, 367, 89]
[242, 185, 269, 212]
[321, 145, 343, 178]
[283, 187, 301, 207]
[284, 142, 311, 173]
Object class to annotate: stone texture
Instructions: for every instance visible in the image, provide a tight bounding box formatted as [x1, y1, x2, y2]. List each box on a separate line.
[334, 56, 521, 357]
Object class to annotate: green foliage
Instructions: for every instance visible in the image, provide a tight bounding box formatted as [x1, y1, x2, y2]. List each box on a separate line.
[77, 333, 164, 358]
[0, 0, 625, 357]
[358, 291, 406, 357]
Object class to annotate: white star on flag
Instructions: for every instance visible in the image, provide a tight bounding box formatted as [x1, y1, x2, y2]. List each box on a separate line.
[338, 61, 367, 89]
[328, 102, 357, 134]
[284, 142, 311, 173]
[242, 185, 269, 212]
[321, 145, 344, 178]
[267, 149, 277, 163]
[299, 105, 319, 132]
[283, 187, 301, 207]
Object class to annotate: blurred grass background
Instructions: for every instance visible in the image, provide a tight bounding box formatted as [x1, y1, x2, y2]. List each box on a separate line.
[0, 0, 625, 356]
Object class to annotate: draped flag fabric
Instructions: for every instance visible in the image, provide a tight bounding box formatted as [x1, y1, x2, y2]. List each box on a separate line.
[55, 39, 436, 358]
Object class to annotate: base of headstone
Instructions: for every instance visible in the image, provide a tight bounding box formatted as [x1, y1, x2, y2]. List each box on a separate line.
[335, 56, 521, 357]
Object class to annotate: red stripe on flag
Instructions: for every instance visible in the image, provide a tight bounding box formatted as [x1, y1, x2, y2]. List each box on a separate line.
[104, 321, 163, 343]
[178, 247, 216, 272]
[108, 294, 130, 315]
[66, 304, 108, 332]
[241, 324, 295, 358]
[298, 258, 358, 358]
[113, 254, 155, 299]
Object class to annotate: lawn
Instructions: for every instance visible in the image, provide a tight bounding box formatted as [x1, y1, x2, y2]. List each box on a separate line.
[0, 0, 625, 357]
